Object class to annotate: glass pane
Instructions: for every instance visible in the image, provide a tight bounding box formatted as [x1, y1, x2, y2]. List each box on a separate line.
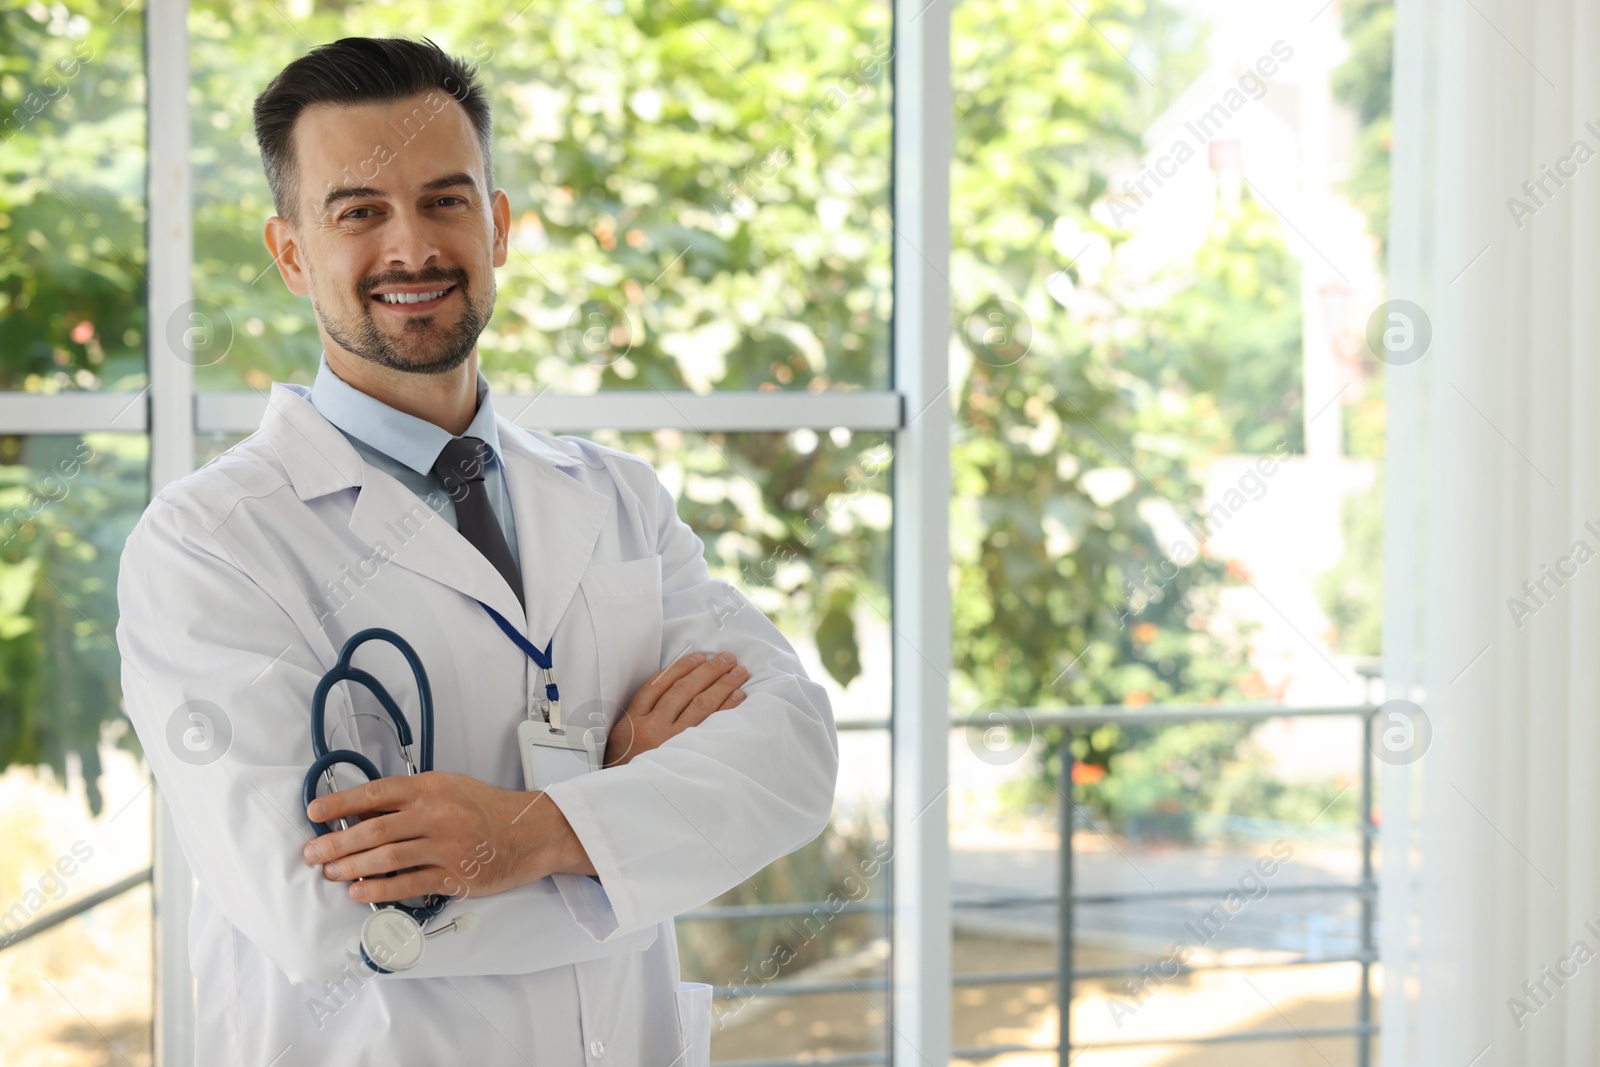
[0, 2, 148, 391]
[0, 433, 153, 1066]
[951, 0, 1388, 1059]
[594, 430, 891, 1063]
[190, 2, 891, 393]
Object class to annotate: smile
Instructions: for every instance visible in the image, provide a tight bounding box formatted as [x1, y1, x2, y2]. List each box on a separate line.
[372, 286, 456, 310]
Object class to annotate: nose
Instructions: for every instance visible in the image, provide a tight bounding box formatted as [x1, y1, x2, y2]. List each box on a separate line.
[380, 204, 442, 274]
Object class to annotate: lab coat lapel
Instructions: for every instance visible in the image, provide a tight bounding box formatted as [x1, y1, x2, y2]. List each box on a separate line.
[260, 382, 364, 496]
[346, 464, 528, 624]
[497, 426, 608, 648]
[261, 382, 528, 624]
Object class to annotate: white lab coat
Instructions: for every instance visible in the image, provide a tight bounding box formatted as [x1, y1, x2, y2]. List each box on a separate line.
[115, 382, 838, 1065]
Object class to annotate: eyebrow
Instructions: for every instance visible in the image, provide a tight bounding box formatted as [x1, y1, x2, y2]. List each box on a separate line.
[321, 171, 480, 213]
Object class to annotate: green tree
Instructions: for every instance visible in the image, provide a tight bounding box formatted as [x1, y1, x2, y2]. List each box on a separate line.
[0, 434, 146, 814]
[1332, 0, 1392, 256]
[0, 0, 1299, 845]
[0, 0, 146, 391]
[1, 0, 148, 812]
[949, 0, 1270, 818]
[1319, 0, 1391, 657]
[1137, 191, 1305, 454]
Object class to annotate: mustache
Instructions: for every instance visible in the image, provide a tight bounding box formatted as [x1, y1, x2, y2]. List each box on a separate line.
[357, 268, 468, 298]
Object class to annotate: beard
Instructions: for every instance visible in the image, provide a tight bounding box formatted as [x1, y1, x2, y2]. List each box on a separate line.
[318, 265, 493, 376]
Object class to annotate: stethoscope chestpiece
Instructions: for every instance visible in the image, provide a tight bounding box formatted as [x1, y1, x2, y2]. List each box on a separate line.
[359, 908, 426, 974]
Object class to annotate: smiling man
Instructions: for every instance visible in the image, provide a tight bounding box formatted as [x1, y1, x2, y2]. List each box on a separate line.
[114, 36, 837, 1065]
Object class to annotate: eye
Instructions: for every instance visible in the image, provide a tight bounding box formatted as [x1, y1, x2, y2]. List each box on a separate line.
[434, 196, 467, 207]
[342, 207, 376, 221]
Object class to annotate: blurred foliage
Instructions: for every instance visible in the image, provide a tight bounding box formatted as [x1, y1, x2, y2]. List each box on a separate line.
[1135, 192, 1305, 454]
[1332, 0, 1392, 258]
[602, 428, 891, 698]
[947, 0, 1305, 824]
[0, 434, 146, 815]
[1320, 0, 1390, 658]
[1075, 720, 1358, 837]
[0, 0, 1370, 923]
[0, 0, 147, 392]
[187, 0, 891, 394]
[1002, 719, 1361, 840]
[1319, 473, 1382, 657]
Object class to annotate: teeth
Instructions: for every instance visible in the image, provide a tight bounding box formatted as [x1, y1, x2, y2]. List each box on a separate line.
[378, 289, 448, 304]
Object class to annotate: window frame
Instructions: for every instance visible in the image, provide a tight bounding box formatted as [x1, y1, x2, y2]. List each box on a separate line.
[0, 1, 949, 1063]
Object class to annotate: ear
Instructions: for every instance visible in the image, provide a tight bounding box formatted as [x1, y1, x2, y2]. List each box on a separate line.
[263, 216, 310, 297]
[491, 188, 510, 269]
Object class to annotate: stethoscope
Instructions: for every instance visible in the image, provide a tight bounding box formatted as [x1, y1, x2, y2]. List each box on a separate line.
[302, 628, 475, 974]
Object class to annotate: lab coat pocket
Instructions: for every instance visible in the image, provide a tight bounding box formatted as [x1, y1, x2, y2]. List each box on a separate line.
[580, 553, 663, 602]
[580, 555, 664, 711]
[675, 981, 713, 1067]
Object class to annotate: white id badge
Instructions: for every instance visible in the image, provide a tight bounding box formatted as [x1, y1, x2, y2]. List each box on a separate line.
[518, 718, 604, 790]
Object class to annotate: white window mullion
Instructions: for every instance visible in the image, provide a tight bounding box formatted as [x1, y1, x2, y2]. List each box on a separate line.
[889, 0, 952, 1061]
[147, 1, 196, 1064]
[0, 393, 148, 433]
[195, 389, 904, 436]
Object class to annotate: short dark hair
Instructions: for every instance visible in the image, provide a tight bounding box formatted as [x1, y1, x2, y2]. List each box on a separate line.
[252, 36, 493, 222]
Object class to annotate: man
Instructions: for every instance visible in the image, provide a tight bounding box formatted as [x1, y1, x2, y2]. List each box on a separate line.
[115, 35, 837, 1065]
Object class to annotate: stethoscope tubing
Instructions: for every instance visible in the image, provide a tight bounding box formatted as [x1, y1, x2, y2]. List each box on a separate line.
[309, 628, 433, 769]
[303, 627, 446, 946]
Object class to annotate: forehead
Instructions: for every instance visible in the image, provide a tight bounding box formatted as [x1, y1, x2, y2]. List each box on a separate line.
[292, 91, 485, 205]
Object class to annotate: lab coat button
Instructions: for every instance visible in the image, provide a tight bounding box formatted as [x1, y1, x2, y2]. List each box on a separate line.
[589, 1038, 606, 1057]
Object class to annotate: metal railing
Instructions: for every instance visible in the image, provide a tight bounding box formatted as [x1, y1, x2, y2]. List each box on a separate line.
[695, 703, 1379, 1067]
[2, 703, 1379, 1067]
[0, 867, 152, 952]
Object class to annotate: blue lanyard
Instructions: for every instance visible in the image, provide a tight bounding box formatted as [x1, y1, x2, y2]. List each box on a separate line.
[476, 600, 559, 705]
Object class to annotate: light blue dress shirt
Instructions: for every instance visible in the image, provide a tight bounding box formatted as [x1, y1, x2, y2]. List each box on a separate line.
[307, 351, 521, 573]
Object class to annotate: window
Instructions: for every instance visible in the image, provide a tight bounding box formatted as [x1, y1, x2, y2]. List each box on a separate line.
[4, 0, 1394, 1063]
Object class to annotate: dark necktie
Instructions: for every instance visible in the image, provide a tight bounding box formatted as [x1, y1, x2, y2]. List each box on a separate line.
[432, 436, 526, 614]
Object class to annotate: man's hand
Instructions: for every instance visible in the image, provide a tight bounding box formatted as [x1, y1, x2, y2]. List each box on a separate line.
[302, 773, 592, 903]
[605, 651, 748, 768]
[303, 652, 746, 900]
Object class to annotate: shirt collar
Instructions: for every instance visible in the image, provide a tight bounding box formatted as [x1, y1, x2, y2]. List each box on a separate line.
[308, 350, 505, 476]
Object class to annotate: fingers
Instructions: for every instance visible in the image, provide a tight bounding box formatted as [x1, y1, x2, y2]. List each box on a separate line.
[654, 654, 745, 724]
[718, 688, 749, 711]
[348, 867, 446, 904]
[625, 653, 708, 717]
[678, 664, 749, 729]
[306, 774, 414, 826]
[321, 838, 432, 883]
[304, 809, 422, 865]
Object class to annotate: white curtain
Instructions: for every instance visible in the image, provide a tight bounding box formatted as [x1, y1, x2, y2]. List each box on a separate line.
[1385, 0, 1600, 1063]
